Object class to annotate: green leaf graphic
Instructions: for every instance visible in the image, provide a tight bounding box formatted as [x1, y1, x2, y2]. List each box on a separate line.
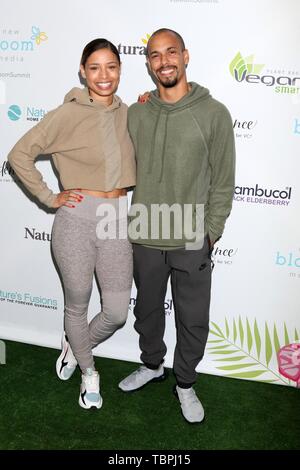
[210, 322, 224, 338]
[208, 317, 295, 386]
[233, 318, 237, 343]
[207, 344, 232, 350]
[217, 363, 257, 371]
[225, 370, 266, 379]
[265, 323, 272, 366]
[209, 330, 224, 338]
[210, 350, 238, 355]
[254, 319, 261, 359]
[246, 318, 253, 354]
[207, 339, 224, 343]
[239, 316, 244, 347]
[225, 318, 229, 339]
[212, 355, 248, 362]
[229, 52, 242, 77]
[273, 324, 280, 354]
[284, 323, 290, 345]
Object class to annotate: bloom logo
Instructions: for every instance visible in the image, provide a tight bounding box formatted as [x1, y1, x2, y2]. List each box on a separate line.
[30, 26, 47, 46]
[293, 119, 300, 135]
[0, 26, 47, 52]
[7, 104, 21, 121]
[275, 252, 300, 268]
[229, 52, 300, 95]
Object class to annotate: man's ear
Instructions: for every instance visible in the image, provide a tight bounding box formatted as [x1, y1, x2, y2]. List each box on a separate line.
[183, 49, 189, 67]
[80, 65, 86, 79]
[146, 57, 152, 72]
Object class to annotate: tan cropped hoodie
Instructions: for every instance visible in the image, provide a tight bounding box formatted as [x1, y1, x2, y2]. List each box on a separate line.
[8, 87, 136, 207]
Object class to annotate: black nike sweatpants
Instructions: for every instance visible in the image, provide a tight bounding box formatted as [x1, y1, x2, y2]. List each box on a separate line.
[132, 239, 212, 387]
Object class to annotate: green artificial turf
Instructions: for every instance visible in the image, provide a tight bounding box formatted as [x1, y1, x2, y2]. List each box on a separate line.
[0, 340, 299, 450]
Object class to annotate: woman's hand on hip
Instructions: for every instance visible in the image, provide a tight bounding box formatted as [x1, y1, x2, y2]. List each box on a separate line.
[52, 189, 83, 208]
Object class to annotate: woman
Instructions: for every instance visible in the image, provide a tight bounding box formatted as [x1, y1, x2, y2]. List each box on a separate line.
[8, 39, 136, 410]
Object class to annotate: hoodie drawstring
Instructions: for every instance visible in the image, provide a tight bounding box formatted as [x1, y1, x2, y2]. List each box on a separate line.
[148, 107, 162, 175]
[158, 112, 169, 183]
[148, 108, 170, 183]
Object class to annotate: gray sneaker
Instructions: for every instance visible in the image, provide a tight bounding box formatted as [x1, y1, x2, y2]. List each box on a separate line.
[118, 363, 167, 392]
[174, 385, 205, 423]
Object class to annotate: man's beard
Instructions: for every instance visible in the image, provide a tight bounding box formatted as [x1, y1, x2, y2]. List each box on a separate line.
[156, 67, 179, 88]
[159, 76, 178, 88]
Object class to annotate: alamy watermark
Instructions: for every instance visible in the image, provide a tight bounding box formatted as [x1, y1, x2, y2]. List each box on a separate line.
[95, 200, 205, 250]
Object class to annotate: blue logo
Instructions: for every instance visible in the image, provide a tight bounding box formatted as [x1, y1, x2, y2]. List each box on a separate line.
[0, 26, 48, 52]
[276, 252, 300, 268]
[293, 118, 300, 135]
[7, 104, 46, 122]
[7, 104, 22, 121]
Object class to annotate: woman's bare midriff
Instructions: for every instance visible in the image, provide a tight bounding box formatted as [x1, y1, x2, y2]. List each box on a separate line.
[79, 188, 127, 198]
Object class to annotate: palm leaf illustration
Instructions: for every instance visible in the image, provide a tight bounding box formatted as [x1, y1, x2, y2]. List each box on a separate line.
[207, 317, 297, 386]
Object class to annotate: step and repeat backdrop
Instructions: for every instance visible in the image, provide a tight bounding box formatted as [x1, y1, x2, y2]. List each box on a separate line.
[1, 0, 299, 386]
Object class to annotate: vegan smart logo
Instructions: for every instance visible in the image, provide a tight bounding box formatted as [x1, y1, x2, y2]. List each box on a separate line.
[230, 52, 300, 95]
[7, 104, 21, 120]
[7, 103, 47, 122]
[230, 52, 264, 81]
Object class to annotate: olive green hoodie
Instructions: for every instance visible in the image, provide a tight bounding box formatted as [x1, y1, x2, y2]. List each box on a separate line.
[128, 82, 235, 249]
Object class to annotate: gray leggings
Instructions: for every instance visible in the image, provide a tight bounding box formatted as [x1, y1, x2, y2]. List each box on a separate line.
[51, 194, 133, 373]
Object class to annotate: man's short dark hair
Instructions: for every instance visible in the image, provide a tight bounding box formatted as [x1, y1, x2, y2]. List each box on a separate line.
[146, 28, 186, 57]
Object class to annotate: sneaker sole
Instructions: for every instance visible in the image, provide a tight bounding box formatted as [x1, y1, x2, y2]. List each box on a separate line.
[173, 385, 205, 425]
[79, 395, 103, 410]
[119, 369, 168, 393]
[56, 339, 77, 381]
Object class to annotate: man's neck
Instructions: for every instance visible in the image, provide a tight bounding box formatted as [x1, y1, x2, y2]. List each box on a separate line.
[158, 81, 191, 103]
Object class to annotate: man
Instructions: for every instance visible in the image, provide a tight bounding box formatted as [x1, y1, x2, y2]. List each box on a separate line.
[119, 28, 235, 423]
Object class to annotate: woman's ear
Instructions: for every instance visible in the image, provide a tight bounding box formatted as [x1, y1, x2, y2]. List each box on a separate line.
[80, 64, 86, 79]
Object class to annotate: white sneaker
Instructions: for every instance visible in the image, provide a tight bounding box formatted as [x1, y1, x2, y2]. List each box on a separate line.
[79, 368, 103, 410]
[56, 333, 77, 381]
[118, 363, 167, 392]
[174, 385, 205, 423]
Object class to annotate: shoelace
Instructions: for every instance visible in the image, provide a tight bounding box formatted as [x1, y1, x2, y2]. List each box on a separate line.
[85, 374, 98, 391]
[179, 389, 199, 405]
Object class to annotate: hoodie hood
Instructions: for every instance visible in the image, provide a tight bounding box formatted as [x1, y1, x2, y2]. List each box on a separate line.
[146, 82, 211, 181]
[149, 82, 210, 111]
[63, 87, 122, 111]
